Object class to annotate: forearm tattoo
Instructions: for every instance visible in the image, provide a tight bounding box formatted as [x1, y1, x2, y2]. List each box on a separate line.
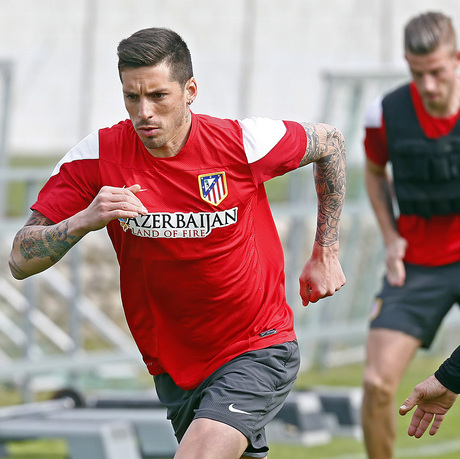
[9, 212, 81, 278]
[301, 123, 347, 246]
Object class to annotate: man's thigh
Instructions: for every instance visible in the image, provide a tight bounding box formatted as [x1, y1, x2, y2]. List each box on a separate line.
[364, 328, 421, 389]
[155, 340, 300, 458]
[174, 417, 249, 459]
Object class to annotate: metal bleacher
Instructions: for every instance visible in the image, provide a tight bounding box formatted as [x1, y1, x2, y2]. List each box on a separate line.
[0, 397, 174, 459]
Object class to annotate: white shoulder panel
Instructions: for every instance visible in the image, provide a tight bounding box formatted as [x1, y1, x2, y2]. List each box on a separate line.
[364, 96, 383, 128]
[238, 117, 287, 164]
[51, 131, 99, 177]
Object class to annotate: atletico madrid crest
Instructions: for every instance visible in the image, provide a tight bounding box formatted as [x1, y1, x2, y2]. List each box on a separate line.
[198, 172, 228, 206]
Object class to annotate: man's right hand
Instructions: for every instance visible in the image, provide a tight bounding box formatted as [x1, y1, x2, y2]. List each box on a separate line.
[72, 184, 148, 234]
[385, 236, 408, 286]
[399, 375, 458, 437]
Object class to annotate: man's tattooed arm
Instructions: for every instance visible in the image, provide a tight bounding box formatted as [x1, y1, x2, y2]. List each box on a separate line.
[9, 210, 83, 280]
[300, 122, 347, 247]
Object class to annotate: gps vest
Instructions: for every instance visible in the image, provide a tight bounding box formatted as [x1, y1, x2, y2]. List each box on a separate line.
[382, 84, 460, 218]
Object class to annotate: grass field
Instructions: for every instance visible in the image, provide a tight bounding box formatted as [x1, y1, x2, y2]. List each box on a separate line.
[1, 353, 459, 458]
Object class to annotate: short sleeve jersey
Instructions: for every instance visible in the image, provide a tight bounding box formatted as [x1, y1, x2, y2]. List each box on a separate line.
[32, 113, 307, 390]
[364, 82, 460, 267]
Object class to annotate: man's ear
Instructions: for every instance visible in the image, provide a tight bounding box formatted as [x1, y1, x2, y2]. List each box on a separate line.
[185, 77, 198, 104]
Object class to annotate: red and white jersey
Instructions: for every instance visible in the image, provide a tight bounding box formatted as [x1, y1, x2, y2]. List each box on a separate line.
[33, 113, 307, 389]
[364, 82, 460, 267]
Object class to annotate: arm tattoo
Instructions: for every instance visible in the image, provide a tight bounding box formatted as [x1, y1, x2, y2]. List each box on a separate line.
[19, 220, 79, 262]
[15, 212, 81, 264]
[301, 122, 347, 246]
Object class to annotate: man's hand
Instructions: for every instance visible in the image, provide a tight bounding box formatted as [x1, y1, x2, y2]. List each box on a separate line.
[299, 242, 346, 306]
[72, 184, 148, 234]
[385, 236, 408, 286]
[399, 375, 458, 438]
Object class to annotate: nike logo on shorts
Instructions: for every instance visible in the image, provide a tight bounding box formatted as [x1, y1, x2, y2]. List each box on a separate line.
[228, 403, 251, 415]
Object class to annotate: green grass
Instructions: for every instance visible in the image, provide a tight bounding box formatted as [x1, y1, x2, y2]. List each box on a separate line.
[1, 354, 459, 458]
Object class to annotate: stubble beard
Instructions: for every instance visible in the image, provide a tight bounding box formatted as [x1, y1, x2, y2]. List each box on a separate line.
[139, 104, 189, 152]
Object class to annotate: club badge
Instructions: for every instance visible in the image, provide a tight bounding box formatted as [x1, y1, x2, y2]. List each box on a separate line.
[198, 172, 228, 206]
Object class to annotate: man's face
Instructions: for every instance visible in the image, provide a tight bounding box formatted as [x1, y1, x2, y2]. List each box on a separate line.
[121, 62, 197, 157]
[406, 44, 460, 116]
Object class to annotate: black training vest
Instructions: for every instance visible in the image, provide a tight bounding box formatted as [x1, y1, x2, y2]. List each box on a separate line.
[382, 84, 460, 218]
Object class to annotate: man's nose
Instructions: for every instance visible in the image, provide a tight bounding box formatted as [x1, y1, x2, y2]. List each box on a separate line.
[420, 74, 436, 93]
[138, 98, 153, 119]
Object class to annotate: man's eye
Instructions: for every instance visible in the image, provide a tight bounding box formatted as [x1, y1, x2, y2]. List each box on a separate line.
[152, 93, 165, 99]
[125, 94, 138, 101]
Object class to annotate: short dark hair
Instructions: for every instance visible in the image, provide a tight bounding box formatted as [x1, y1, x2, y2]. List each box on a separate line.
[117, 28, 193, 86]
[404, 11, 457, 55]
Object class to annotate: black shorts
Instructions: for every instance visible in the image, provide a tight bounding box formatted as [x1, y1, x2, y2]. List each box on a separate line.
[369, 261, 460, 348]
[154, 340, 300, 458]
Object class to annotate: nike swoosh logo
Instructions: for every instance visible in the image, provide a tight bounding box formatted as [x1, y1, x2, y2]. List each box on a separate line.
[228, 403, 251, 415]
